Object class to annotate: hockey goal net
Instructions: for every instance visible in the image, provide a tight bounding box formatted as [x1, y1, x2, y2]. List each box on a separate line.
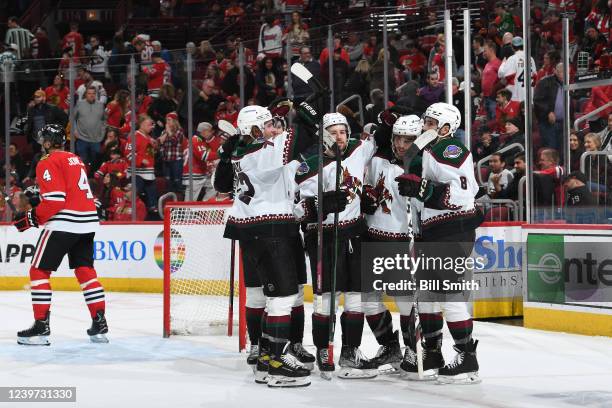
[163, 202, 246, 350]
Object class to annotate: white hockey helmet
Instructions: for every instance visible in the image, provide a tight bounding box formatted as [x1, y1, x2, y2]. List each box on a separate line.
[237, 105, 273, 137]
[392, 115, 421, 137]
[322, 112, 350, 154]
[423, 103, 461, 136]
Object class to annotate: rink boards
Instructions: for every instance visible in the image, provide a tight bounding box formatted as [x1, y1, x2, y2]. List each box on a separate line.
[1, 221, 610, 334]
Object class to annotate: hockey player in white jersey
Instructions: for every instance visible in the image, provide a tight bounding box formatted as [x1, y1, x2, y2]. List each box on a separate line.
[395, 103, 483, 384]
[497, 36, 537, 103]
[361, 114, 423, 373]
[294, 113, 379, 379]
[215, 105, 314, 388]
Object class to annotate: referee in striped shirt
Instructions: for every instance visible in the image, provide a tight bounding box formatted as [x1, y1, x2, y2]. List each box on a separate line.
[5, 16, 37, 59]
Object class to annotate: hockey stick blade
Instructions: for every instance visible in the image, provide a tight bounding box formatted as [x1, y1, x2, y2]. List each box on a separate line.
[291, 62, 327, 94]
[218, 119, 238, 136]
[402, 129, 438, 174]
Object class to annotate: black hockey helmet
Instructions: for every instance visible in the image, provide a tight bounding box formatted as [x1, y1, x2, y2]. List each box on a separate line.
[38, 123, 66, 148]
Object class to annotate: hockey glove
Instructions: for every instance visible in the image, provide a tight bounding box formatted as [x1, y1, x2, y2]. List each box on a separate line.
[395, 174, 433, 202]
[268, 97, 293, 118]
[360, 185, 379, 215]
[377, 106, 411, 128]
[296, 101, 322, 130]
[321, 190, 349, 216]
[14, 209, 38, 232]
[218, 135, 240, 163]
[24, 185, 41, 207]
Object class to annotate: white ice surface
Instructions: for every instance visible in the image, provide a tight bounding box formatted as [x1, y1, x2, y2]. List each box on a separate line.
[1, 291, 612, 408]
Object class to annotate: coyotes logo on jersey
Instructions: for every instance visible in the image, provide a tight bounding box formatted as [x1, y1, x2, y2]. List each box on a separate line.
[374, 172, 393, 214]
[340, 165, 362, 203]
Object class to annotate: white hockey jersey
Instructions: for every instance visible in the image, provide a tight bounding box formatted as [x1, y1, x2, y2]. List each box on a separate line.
[365, 153, 412, 241]
[418, 137, 481, 239]
[223, 130, 301, 240]
[295, 138, 376, 235]
[498, 50, 537, 103]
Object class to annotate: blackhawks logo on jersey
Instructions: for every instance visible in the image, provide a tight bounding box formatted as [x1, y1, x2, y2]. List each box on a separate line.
[340, 166, 362, 203]
[375, 172, 393, 214]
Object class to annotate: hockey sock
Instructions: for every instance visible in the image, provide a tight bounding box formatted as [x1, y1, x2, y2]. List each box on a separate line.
[74, 267, 105, 318]
[290, 305, 305, 344]
[340, 311, 364, 348]
[30, 267, 52, 320]
[245, 307, 264, 345]
[400, 309, 416, 349]
[312, 313, 331, 349]
[420, 312, 444, 349]
[260, 311, 270, 352]
[266, 314, 291, 359]
[366, 310, 394, 345]
[447, 319, 473, 350]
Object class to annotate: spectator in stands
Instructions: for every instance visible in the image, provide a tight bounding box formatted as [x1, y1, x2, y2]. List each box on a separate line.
[128, 114, 158, 216]
[534, 63, 564, 151]
[365, 88, 385, 124]
[472, 35, 487, 72]
[291, 46, 320, 104]
[563, 171, 599, 223]
[487, 153, 514, 196]
[331, 48, 351, 102]
[204, 64, 223, 90]
[500, 116, 525, 152]
[148, 83, 178, 137]
[15, 47, 45, 111]
[111, 182, 148, 221]
[258, 15, 283, 59]
[158, 112, 185, 194]
[256, 57, 283, 106]
[399, 39, 427, 83]
[583, 84, 612, 129]
[7, 143, 27, 183]
[583, 133, 612, 197]
[535, 50, 560, 84]
[142, 52, 171, 97]
[215, 96, 239, 125]
[570, 130, 585, 172]
[473, 126, 499, 162]
[491, 151, 525, 201]
[495, 88, 520, 132]
[184, 121, 222, 201]
[428, 35, 457, 81]
[5, 16, 37, 59]
[44, 74, 69, 112]
[74, 86, 106, 173]
[62, 22, 84, 58]
[493, 4, 521, 38]
[76, 69, 108, 104]
[224, 1, 246, 25]
[22, 139, 52, 185]
[499, 32, 514, 60]
[24, 90, 68, 151]
[197, 41, 216, 68]
[343, 58, 371, 103]
[192, 79, 224, 130]
[482, 40, 502, 121]
[598, 112, 612, 157]
[582, 23, 608, 62]
[221, 57, 255, 100]
[369, 49, 396, 101]
[283, 11, 310, 55]
[106, 89, 130, 132]
[418, 10, 440, 54]
[363, 33, 379, 62]
[418, 70, 444, 105]
[94, 141, 129, 186]
[320, 34, 350, 67]
[152, 40, 172, 63]
[585, 0, 611, 41]
[344, 32, 364, 68]
[103, 128, 126, 153]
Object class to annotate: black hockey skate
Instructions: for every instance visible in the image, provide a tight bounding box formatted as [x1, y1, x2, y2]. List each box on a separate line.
[370, 331, 402, 374]
[87, 310, 109, 343]
[316, 347, 335, 380]
[437, 340, 481, 384]
[337, 346, 378, 380]
[287, 342, 315, 371]
[17, 312, 50, 346]
[255, 348, 271, 384]
[247, 344, 259, 373]
[267, 345, 311, 388]
[400, 344, 444, 381]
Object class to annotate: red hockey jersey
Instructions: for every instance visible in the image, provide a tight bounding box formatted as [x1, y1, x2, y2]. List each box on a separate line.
[142, 61, 171, 93]
[36, 150, 99, 233]
[181, 135, 220, 179]
[124, 130, 156, 180]
[94, 157, 129, 180]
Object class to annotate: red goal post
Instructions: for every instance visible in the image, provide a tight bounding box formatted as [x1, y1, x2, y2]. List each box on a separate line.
[163, 201, 246, 351]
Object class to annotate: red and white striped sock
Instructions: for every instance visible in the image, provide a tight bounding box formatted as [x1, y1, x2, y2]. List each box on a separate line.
[74, 267, 105, 318]
[30, 267, 52, 320]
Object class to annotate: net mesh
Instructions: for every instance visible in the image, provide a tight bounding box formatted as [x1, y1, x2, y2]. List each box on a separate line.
[167, 205, 239, 335]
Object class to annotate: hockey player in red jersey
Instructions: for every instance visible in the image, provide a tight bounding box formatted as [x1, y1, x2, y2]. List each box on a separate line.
[13, 124, 108, 345]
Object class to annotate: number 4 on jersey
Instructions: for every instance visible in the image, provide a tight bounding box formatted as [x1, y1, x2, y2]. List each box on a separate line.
[79, 168, 94, 199]
[43, 169, 52, 181]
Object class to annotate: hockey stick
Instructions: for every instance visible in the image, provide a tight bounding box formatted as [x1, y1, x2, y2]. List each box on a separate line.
[228, 239, 236, 337]
[401, 129, 438, 380]
[328, 143, 342, 365]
